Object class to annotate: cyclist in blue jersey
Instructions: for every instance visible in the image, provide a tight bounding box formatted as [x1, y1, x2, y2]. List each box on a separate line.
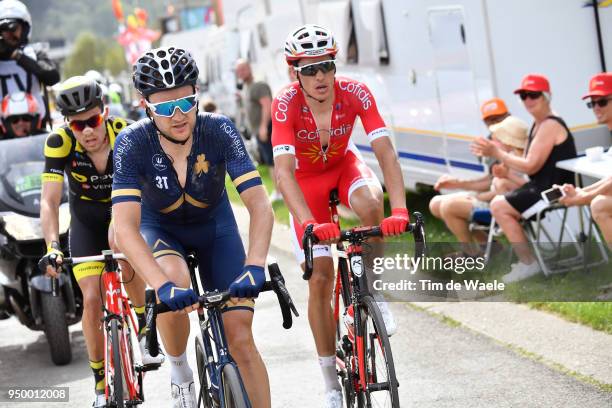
[112, 47, 274, 408]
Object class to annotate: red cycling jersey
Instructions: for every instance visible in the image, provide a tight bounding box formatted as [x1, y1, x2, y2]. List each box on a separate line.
[271, 77, 389, 173]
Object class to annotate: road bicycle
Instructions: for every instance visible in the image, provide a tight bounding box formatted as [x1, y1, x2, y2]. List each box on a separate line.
[302, 189, 426, 407]
[62, 250, 161, 408]
[148, 252, 298, 407]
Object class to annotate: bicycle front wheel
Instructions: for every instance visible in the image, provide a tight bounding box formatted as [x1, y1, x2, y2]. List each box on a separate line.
[109, 319, 125, 408]
[357, 296, 399, 408]
[221, 364, 249, 408]
[194, 337, 215, 407]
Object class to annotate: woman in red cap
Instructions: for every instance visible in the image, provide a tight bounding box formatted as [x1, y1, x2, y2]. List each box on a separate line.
[472, 74, 577, 283]
[559, 72, 612, 298]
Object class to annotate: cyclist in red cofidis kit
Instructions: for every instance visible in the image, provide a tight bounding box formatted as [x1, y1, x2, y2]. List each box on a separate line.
[272, 24, 408, 407]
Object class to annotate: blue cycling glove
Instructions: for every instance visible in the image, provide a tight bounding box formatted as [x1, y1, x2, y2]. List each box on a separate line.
[229, 265, 265, 298]
[157, 281, 198, 311]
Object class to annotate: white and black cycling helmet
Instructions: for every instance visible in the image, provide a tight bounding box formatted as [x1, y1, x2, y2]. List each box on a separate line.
[55, 76, 104, 116]
[284, 24, 338, 64]
[132, 47, 199, 97]
[0, 0, 31, 45]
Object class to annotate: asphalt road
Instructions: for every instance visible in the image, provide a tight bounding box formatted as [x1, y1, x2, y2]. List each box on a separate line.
[0, 245, 611, 407]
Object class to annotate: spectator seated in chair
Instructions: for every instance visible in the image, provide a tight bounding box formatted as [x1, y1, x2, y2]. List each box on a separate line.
[430, 99, 528, 256]
[472, 74, 577, 283]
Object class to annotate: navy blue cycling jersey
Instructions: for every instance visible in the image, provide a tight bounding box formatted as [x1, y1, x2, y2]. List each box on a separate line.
[111, 113, 262, 223]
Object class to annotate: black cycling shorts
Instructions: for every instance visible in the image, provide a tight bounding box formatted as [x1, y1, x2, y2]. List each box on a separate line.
[68, 200, 112, 282]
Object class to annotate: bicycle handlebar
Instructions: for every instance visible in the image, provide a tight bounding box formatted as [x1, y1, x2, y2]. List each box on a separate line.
[302, 211, 427, 280]
[151, 262, 298, 327]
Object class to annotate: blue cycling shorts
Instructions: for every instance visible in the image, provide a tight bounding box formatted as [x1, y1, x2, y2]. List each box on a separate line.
[140, 199, 253, 312]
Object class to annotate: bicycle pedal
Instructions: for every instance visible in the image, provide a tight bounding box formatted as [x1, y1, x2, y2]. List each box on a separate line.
[136, 363, 162, 372]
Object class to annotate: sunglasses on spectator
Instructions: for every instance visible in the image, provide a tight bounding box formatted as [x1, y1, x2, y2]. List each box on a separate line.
[69, 113, 104, 132]
[145, 94, 198, 117]
[294, 60, 336, 77]
[6, 114, 33, 124]
[0, 20, 20, 33]
[586, 97, 612, 109]
[518, 91, 543, 101]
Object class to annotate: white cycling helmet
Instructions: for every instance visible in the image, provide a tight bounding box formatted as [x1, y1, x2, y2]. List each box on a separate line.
[0, 0, 31, 43]
[284, 24, 337, 64]
[1, 91, 38, 118]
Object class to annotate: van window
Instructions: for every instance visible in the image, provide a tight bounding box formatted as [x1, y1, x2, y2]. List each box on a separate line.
[379, 1, 390, 65]
[347, 6, 358, 64]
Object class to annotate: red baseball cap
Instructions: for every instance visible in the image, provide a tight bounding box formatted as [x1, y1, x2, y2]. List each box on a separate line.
[514, 74, 550, 94]
[582, 73, 612, 99]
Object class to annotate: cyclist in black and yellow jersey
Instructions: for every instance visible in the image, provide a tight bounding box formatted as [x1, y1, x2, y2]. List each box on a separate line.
[38, 76, 163, 408]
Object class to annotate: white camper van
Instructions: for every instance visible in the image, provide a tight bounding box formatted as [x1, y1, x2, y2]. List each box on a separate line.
[162, 0, 612, 190]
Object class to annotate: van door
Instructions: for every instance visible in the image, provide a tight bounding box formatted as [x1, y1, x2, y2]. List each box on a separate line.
[428, 7, 484, 178]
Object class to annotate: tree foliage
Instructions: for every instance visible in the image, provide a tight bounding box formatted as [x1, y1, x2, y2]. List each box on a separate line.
[62, 32, 127, 78]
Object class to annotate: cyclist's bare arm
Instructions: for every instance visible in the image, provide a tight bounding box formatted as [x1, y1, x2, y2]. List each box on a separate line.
[40, 181, 63, 246]
[371, 137, 407, 210]
[112, 201, 169, 290]
[274, 154, 315, 225]
[240, 185, 274, 267]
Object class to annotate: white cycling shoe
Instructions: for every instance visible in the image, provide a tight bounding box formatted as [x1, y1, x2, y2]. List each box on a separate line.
[138, 333, 165, 366]
[325, 389, 343, 408]
[171, 380, 197, 408]
[376, 301, 397, 336]
[92, 393, 106, 408]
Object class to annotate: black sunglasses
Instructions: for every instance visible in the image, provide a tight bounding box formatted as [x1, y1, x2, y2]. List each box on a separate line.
[69, 113, 104, 132]
[0, 20, 20, 33]
[294, 60, 336, 77]
[519, 91, 543, 101]
[586, 97, 612, 109]
[7, 114, 33, 124]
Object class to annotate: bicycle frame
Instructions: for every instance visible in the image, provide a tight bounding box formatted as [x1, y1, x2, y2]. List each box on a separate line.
[328, 191, 385, 395]
[101, 251, 141, 404]
[186, 253, 251, 407]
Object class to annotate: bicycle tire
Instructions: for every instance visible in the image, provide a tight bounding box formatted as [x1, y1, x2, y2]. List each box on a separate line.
[40, 292, 72, 365]
[358, 296, 399, 408]
[195, 337, 215, 407]
[110, 319, 125, 408]
[221, 364, 249, 408]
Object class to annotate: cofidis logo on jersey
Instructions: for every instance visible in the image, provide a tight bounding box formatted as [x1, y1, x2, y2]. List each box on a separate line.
[339, 80, 372, 110]
[152, 154, 167, 171]
[274, 86, 299, 122]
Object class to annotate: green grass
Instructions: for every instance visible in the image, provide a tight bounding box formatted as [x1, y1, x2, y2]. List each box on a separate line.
[529, 302, 612, 335]
[227, 166, 612, 334]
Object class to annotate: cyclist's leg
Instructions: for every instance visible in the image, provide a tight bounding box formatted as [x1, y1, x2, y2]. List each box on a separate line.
[338, 151, 384, 226]
[69, 214, 107, 395]
[141, 224, 193, 382]
[292, 172, 341, 396]
[196, 204, 270, 407]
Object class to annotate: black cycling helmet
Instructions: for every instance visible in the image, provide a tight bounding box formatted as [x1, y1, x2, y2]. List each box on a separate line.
[55, 76, 104, 117]
[132, 47, 199, 97]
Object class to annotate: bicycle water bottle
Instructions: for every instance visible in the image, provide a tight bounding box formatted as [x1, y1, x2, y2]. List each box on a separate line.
[343, 305, 355, 343]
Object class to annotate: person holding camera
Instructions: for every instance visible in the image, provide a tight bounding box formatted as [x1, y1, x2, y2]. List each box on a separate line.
[0, 0, 59, 130]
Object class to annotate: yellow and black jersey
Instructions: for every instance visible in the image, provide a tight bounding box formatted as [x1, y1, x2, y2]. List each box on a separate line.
[42, 116, 131, 203]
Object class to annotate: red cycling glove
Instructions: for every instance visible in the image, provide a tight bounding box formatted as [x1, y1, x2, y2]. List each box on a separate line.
[302, 219, 340, 242]
[381, 208, 410, 236]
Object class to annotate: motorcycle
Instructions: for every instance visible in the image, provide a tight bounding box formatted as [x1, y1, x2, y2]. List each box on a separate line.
[0, 134, 81, 366]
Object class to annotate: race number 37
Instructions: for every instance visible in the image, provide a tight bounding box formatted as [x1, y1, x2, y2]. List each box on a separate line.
[155, 176, 169, 190]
